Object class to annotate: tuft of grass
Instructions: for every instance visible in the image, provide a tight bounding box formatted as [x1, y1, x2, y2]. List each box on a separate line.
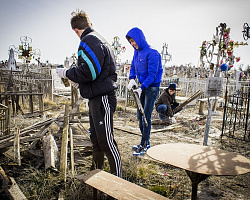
[137, 163, 157, 179]
[116, 106, 124, 111]
[150, 185, 167, 196]
[43, 98, 57, 107]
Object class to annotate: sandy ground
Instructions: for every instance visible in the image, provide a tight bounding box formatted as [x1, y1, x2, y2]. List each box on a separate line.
[110, 104, 250, 200]
[0, 100, 249, 200]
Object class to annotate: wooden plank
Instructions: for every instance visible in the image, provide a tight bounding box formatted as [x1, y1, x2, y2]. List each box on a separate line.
[69, 128, 74, 177]
[13, 128, 21, 166]
[0, 113, 60, 145]
[43, 133, 58, 171]
[73, 140, 92, 147]
[8, 177, 27, 200]
[29, 125, 50, 150]
[38, 93, 44, 115]
[55, 118, 89, 129]
[29, 84, 33, 114]
[0, 92, 44, 95]
[2, 148, 23, 161]
[151, 124, 181, 133]
[0, 124, 51, 149]
[174, 90, 203, 114]
[70, 96, 83, 116]
[0, 134, 45, 149]
[59, 104, 69, 181]
[58, 189, 65, 200]
[23, 106, 58, 118]
[0, 165, 10, 185]
[131, 87, 148, 126]
[114, 126, 141, 136]
[198, 97, 223, 102]
[77, 169, 169, 200]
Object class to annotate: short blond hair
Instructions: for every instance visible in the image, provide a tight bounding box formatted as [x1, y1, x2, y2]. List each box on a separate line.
[70, 10, 91, 30]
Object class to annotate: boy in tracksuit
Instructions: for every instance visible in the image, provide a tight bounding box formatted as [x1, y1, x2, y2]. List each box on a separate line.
[56, 10, 122, 177]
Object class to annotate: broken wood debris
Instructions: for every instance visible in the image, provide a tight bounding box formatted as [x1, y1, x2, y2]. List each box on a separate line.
[43, 132, 59, 171]
[0, 166, 27, 200]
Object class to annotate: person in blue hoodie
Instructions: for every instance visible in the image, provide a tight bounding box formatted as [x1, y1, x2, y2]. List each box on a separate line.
[126, 27, 163, 156]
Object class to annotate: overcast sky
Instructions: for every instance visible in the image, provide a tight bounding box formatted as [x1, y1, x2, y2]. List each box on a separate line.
[1, 0, 250, 69]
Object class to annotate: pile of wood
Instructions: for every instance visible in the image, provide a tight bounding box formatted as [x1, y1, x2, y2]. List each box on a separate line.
[0, 101, 92, 199]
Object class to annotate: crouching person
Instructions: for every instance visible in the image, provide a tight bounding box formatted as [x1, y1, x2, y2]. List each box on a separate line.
[155, 83, 182, 124]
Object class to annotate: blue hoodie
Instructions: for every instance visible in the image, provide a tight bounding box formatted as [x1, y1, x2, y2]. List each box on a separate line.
[126, 27, 163, 90]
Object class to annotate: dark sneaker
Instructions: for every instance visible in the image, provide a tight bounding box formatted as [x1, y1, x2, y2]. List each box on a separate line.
[162, 117, 170, 122]
[158, 114, 164, 120]
[158, 114, 169, 121]
[133, 145, 148, 156]
[132, 144, 140, 151]
[132, 144, 150, 151]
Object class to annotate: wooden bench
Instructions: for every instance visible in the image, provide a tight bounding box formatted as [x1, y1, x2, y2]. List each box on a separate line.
[76, 169, 169, 200]
[198, 97, 224, 115]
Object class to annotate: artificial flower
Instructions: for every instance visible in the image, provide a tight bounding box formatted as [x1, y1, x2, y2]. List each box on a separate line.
[227, 51, 233, 57]
[234, 42, 239, 48]
[229, 40, 234, 46]
[220, 63, 228, 71]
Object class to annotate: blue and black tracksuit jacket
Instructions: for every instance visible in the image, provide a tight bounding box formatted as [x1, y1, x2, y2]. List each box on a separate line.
[66, 27, 117, 99]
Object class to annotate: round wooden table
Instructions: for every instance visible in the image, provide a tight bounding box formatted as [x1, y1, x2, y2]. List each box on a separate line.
[147, 143, 250, 200]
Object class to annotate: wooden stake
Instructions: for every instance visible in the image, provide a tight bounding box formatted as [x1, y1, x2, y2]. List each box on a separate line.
[14, 128, 21, 166]
[69, 128, 74, 177]
[29, 84, 33, 114]
[60, 104, 69, 182]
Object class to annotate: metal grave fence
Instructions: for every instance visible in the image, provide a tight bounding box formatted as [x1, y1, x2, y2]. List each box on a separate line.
[221, 88, 250, 141]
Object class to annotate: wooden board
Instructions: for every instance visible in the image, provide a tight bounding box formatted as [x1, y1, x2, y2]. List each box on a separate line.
[114, 126, 141, 136]
[147, 143, 250, 176]
[8, 177, 27, 200]
[77, 169, 169, 200]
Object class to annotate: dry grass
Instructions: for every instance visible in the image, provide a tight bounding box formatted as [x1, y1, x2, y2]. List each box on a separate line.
[1, 97, 249, 200]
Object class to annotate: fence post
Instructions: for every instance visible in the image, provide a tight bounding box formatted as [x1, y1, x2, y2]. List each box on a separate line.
[244, 88, 250, 140]
[7, 99, 11, 135]
[14, 128, 21, 166]
[38, 82, 44, 115]
[29, 83, 33, 114]
[221, 89, 227, 140]
[60, 104, 69, 182]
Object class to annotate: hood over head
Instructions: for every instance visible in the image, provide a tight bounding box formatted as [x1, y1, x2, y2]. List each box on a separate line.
[126, 27, 149, 50]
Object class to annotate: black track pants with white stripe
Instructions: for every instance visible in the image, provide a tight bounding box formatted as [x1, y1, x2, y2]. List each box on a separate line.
[89, 92, 122, 177]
